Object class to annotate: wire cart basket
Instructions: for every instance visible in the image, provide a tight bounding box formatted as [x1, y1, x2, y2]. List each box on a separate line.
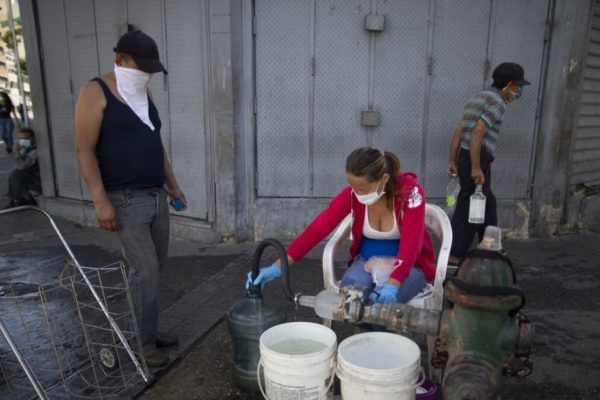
[0, 206, 150, 399]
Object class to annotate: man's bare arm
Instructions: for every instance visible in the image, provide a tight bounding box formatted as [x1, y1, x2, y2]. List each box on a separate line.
[75, 81, 120, 231]
[163, 150, 188, 210]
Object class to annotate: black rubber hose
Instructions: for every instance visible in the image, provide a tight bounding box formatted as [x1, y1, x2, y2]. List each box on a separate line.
[249, 238, 295, 302]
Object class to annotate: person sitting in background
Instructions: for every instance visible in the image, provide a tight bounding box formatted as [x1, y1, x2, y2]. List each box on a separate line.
[6, 128, 40, 207]
[245, 147, 436, 305]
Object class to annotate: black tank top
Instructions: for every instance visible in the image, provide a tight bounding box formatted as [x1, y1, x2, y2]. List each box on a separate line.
[92, 77, 165, 191]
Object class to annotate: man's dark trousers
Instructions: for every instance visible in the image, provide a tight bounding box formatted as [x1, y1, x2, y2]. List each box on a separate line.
[450, 148, 497, 258]
[8, 166, 40, 201]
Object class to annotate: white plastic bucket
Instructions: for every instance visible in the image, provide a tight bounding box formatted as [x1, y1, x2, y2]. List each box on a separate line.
[336, 332, 423, 400]
[258, 322, 337, 400]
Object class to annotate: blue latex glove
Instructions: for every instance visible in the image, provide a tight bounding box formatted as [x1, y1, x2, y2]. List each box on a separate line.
[245, 263, 282, 290]
[369, 283, 399, 304]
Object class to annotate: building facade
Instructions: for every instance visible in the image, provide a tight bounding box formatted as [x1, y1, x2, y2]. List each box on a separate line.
[19, 0, 600, 242]
[0, 0, 32, 121]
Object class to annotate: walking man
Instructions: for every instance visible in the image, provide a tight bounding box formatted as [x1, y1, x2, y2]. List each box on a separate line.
[75, 30, 186, 368]
[447, 62, 529, 264]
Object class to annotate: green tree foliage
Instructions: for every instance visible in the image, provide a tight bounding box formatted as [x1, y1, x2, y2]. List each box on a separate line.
[2, 27, 21, 49]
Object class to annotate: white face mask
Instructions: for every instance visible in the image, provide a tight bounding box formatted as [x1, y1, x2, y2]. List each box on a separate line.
[354, 181, 385, 206]
[19, 139, 31, 148]
[114, 64, 155, 130]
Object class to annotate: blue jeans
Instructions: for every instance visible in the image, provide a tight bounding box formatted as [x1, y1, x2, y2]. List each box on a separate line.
[0, 117, 14, 152]
[340, 256, 426, 303]
[107, 187, 170, 351]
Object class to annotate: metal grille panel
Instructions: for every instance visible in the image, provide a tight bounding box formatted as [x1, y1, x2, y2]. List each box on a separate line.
[164, 0, 208, 219]
[372, 0, 430, 176]
[423, 0, 492, 197]
[37, 0, 82, 200]
[572, 0, 600, 186]
[93, 0, 126, 75]
[488, 0, 550, 198]
[312, 0, 371, 196]
[35, 0, 212, 217]
[256, 0, 311, 197]
[64, 0, 100, 201]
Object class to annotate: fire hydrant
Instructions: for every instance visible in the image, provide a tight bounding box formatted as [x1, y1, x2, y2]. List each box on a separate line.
[435, 246, 534, 399]
[296, 227, 534, 400]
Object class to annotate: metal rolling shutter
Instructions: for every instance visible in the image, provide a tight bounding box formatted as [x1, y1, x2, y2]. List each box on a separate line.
[572, 0, 600, 186]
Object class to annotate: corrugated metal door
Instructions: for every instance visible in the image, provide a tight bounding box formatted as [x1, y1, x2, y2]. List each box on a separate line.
[255, 0, 550, 200]
[423, 0, 492, 197]
[126, 0, 210, 220]
[312, 0, 370, 196]
[36, 0, 211, 219]
[572, 0, 600, 186]
[487, 0, 550, 199]
[255, 0, 312, 197]
[37, 0, 83, 200]
[255, 0, 430, 197]
[371, 0, 430, 177]
[424, 0, 549, 198]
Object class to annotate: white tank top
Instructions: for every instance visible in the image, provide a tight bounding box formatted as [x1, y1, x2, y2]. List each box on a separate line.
[363, 206, 400, 240]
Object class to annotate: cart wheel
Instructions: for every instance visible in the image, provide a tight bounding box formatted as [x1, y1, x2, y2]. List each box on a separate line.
[99, 347, 119, 371]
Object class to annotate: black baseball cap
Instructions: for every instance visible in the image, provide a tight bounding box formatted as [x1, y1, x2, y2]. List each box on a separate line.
[113, 30, 168, 74]
[492, 62, 529, 86]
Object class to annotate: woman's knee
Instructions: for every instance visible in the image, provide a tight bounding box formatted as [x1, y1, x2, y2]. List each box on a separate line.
[340, 259, 373, 289]
[395, 267, 426, 303]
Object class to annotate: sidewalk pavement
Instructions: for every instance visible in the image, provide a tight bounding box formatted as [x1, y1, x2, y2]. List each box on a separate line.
[2, 149, 600, 399]
[0, 148, 259, 397]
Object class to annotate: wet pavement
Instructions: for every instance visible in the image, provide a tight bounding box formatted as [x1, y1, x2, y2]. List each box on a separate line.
[1, 149, 600, 399]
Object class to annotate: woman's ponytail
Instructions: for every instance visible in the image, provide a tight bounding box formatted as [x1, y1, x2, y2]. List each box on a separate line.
[382, 151, 401, 209]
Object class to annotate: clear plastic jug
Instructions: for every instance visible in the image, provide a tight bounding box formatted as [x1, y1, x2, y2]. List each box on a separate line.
[446, 176, 460, 214]
[468, 185, 486, 224]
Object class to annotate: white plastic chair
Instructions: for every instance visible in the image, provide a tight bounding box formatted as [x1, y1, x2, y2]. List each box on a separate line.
[321, 203, 452, 379]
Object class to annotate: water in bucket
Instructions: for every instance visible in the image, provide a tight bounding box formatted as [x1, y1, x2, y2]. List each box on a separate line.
[259, 322, 337, 400]
[269, 339, 328, 355]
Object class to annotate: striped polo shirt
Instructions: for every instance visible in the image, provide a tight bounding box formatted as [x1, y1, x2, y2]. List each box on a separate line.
[459, 89, 506, 156]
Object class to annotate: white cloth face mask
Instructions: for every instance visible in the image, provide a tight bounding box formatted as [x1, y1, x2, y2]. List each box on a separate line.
[354, 181, 385, 206]
[19, 139, 31, 148]
[114, 64, 155, 130]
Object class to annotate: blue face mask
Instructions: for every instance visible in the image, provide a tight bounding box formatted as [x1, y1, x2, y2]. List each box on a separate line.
[514, 87, 523, 99]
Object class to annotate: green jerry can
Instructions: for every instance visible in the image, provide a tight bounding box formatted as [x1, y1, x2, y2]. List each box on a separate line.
[227, 238, 294, 392]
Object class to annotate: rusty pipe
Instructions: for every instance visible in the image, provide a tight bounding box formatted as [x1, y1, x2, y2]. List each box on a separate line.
[348, 301, 441, 337]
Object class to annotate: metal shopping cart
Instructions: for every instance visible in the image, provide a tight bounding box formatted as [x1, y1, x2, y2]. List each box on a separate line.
[0, 206, 150, 399]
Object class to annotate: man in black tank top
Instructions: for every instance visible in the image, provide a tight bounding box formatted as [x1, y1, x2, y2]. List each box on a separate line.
[75, 30, 187, 368]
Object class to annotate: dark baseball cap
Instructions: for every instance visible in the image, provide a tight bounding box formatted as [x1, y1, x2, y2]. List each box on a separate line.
[113, 30, 168, 74]
[492, 62, 530, 86]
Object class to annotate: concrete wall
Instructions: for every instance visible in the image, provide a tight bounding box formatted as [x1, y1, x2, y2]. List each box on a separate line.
[531, 0, 595, 236]
[206, 0, 236, 239]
